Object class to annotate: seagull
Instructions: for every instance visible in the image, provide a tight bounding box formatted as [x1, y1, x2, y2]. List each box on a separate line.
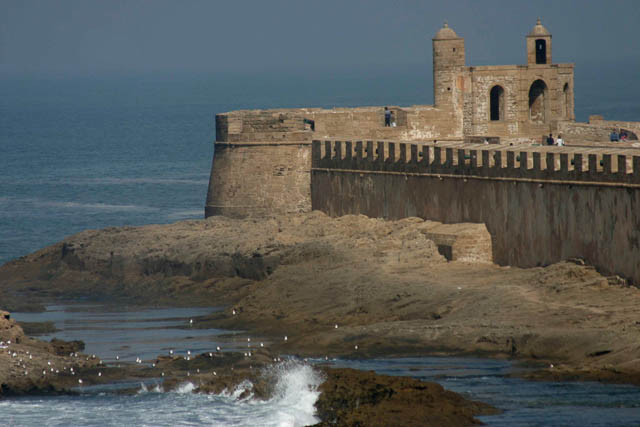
[284, 336, 288, 342]
[260, 342, 264, 348]
[78, 379, 83, 384]
[169, 350, 174, 355]
[354, 345, 359, 350]
[196, 369, 200, 373]
[162, 372, 165, 377]
[98, 372, 102, 377]
[213, 371, 217, 376]
[216, 346, 221, 352]
[247, 338, 251, 342]
[189, 319, 193, 326]
[232, 309, 236, 316]
[209, 352, 213, 357]
[334, 324, 339, 329]
[187, 350, 191, 356]
[116, 355, 120, 360]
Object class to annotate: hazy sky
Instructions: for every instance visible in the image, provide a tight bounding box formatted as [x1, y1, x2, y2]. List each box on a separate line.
[1, 0, 639, 77]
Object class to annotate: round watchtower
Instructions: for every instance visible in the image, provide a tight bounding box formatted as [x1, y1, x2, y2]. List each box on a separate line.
[204, 111, 313, 219]
[432, 22, 465, 109]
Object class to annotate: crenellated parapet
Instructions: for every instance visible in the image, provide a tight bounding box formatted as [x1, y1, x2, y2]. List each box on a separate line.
[312, 140, 640, 186]
[311, 139, 640, 285]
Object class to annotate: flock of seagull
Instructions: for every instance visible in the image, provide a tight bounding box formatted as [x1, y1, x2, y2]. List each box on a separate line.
[4, 308, 361, 389]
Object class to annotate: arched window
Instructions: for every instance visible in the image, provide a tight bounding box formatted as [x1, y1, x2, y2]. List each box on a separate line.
[562, 83, 570, 118]
[535, 39, 547, 64]
[529, 80, 548, 123]
[489, 85, 504, 121]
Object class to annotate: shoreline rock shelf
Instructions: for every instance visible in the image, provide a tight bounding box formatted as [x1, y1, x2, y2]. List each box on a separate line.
[2, 212, 640, 393]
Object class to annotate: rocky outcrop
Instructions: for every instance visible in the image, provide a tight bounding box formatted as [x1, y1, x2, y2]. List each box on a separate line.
[0, 212, 451, 305]
[3, 212, 640, 385]
[0, 310, 25, 344]
[313, 368, 499, 426]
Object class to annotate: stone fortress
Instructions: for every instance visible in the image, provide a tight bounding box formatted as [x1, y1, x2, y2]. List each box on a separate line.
[206, 20, 640, 285]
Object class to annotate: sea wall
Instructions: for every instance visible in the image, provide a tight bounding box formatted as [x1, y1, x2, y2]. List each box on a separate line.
[311, 140, 640, 284]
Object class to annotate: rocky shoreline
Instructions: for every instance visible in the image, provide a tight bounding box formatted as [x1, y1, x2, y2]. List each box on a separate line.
[2, 211, 640, 422]
[0, 311, 496, 425]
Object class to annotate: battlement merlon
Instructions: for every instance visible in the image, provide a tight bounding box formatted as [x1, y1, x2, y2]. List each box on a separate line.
[312, 140, 640, 186]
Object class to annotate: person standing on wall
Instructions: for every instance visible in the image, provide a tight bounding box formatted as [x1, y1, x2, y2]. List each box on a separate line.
[610, 130, 619, 142]
[546, 133, 554, 145]
[384, 107, 391, 127]
[556, 135, 564, 146]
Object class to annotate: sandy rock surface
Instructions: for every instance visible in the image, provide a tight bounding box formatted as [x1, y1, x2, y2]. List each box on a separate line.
[2, 211, 640, 386]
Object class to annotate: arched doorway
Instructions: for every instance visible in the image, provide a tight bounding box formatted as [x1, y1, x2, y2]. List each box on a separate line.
[529, 80, 548, 123]
[490, 85, 504, 121]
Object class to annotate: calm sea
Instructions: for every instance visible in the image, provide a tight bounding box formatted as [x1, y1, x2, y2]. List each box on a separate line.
[1, 66, 640, 425]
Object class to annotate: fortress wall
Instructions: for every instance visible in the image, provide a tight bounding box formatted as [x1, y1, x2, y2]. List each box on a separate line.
[205, 142, 311, 218]
[216, 111, 313, 143]
[558, 122, 619, 142]
[311, 140, 640, 284]
[216, 106, 463, 144]
[559, 121, 640, 142]
[583, 116, 640, 139]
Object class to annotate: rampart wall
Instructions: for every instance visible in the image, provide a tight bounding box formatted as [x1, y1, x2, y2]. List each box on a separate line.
[215, 106, 463, 143]
[311, 140, 640, 285]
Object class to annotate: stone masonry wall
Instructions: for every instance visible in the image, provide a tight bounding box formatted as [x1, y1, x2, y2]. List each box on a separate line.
[311, 140, 640, 285]
[217, 106, 463, 143]
[205, 142, 311, 218]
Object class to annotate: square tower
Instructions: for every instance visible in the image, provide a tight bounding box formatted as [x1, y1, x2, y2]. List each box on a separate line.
[526, 18, 552, 65]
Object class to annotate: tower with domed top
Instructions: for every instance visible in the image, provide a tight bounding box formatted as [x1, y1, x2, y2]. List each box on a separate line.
[432, 22, 465, 109]
[526, 18, 552, 65]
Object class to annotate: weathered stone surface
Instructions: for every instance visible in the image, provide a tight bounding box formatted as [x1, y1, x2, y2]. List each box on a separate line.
[313, 367, 499, 426]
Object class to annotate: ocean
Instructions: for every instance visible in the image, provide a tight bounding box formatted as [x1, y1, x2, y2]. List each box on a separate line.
[1, 66, 640, 425]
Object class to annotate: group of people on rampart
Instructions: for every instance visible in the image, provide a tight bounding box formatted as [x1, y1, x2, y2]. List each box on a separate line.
[545, 133, 564, 146]
[610, 130, 630, 142]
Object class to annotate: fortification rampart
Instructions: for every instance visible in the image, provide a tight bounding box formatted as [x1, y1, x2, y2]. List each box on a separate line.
[215, 106, 463, 143]
[311, 140, 640, 285]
